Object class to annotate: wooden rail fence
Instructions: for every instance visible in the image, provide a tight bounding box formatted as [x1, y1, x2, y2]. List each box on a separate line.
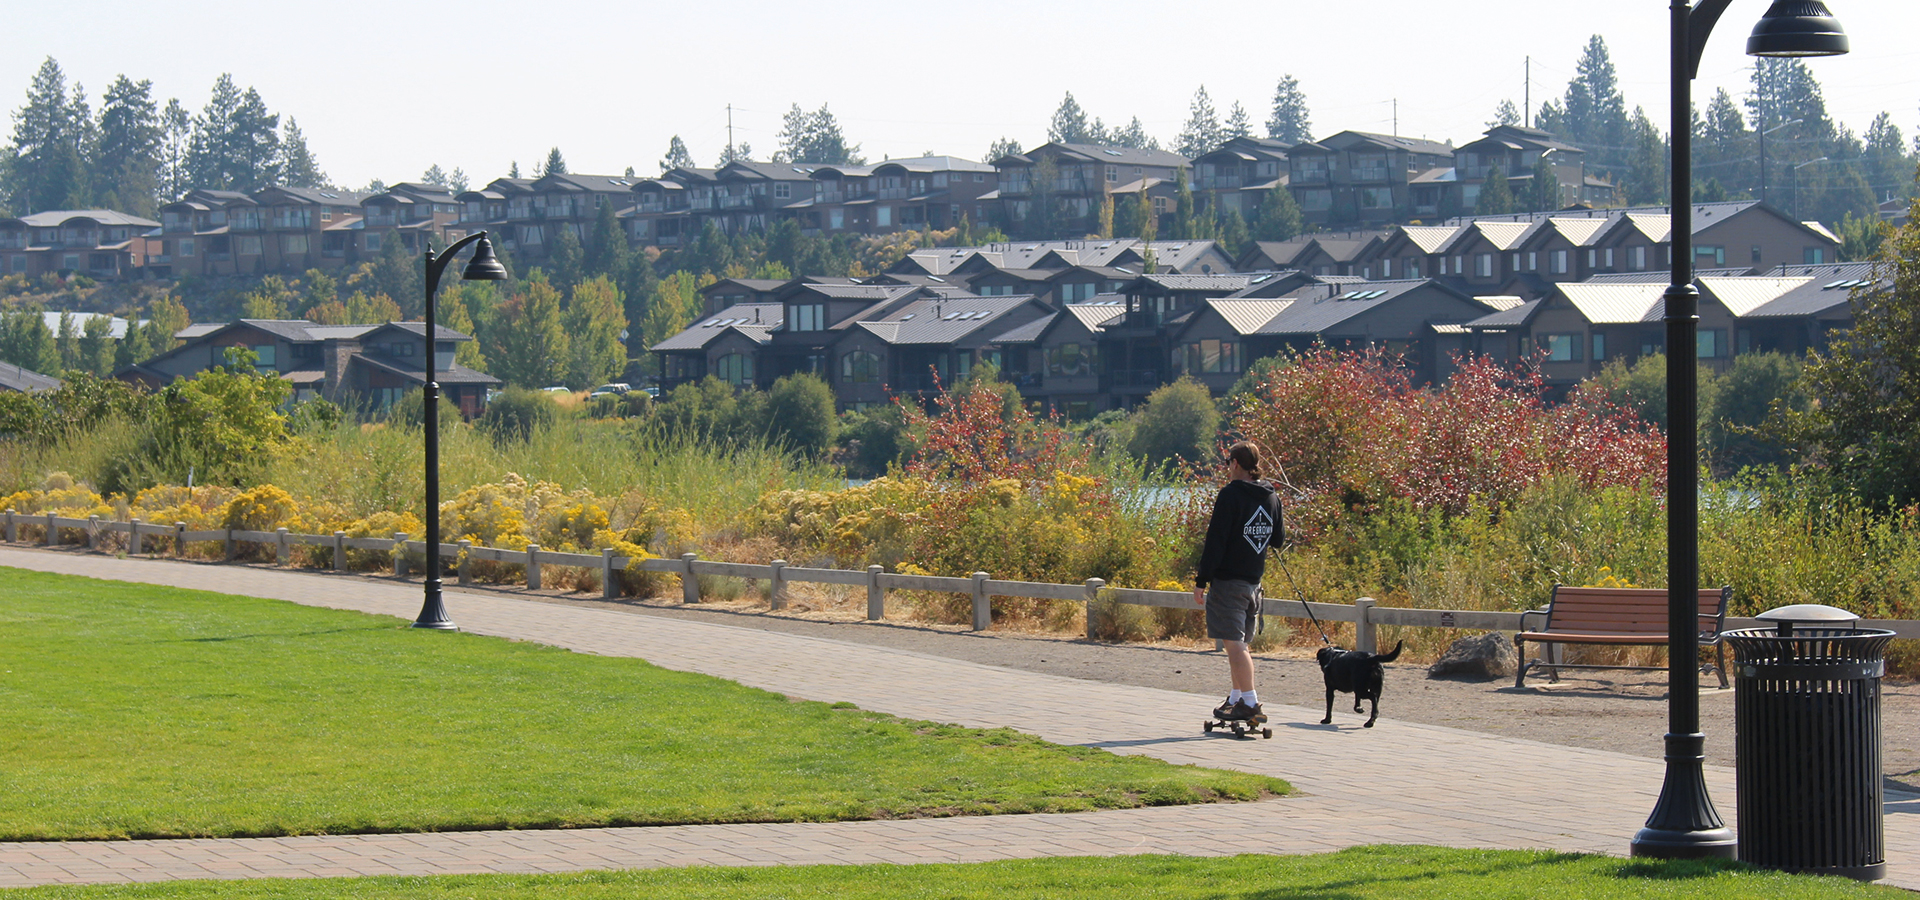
[10, 508, 1917, 646]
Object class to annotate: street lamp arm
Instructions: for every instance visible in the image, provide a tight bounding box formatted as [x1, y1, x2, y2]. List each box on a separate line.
[423, 230, 492, 296]
[1687, 0, 1739, 78]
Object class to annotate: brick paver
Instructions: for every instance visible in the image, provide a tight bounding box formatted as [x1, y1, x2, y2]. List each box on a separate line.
[2, 548, 1915, 889]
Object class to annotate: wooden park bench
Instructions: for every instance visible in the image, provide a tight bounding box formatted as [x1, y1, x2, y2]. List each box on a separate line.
[1513, 585, 1732, 689]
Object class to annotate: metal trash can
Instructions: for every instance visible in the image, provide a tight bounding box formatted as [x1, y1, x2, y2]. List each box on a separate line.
[1725, 604, 1892, 881]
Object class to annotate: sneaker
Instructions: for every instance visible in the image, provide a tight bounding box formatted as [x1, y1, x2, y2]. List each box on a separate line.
[1231, 700, 1266, 724]
[1213, 696, 1237, 719]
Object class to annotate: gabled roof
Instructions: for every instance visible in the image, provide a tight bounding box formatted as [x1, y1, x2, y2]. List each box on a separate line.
[1735, 263, 1880, 318]
[254, 186, 369, 207]
[1696, 277, 1810, 316]
[1016, 142, 1190, 169]
[1464, 298, 1542, 329]
[350, 353, 498, 385]
[1258, 279, 1453, 335]
[1127, 273, 1257, 294]
[1556, 283, 1669, 324]
[1581, 267, 1752, 283]
[850, 295, 1041, 346]
[6, 209, 161, 228]
[871, 156, 995, 174]
[716, 160, 818, 182]
[1317, 130, 1454, 158]
[1394, 225, 1463, 254]
[1061, 301, 1128, 332]
[0, 361, 61, 393]
[651, 303, 783, 352]
[1202, 299, 1295, 335]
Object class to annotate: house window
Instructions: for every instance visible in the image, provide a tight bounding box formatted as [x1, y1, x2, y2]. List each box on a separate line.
[1476, 253, 1493, 278]
[774, 183, 790, 199]
[1804, 247, 1825, 264]
[366, 233, 383, 251]
[1359, 187, 1393, 208]
[1550, 250, 1568, 274]
[239, 236, 262, 255]
[1060, 282, 1095, 302]
[1604, 247, 1614, 268]
[284, 234, 309, 254]
[179, 239, 196, 257]
[251, 344, 277, 368]
[1152, 197, 1168, 213]
[790, 303, 825, 331]
[1696, 245, 1726, 266]
[1381, 259, 1393, 278]
[1405, 259, 1420, 278]
[1106, 165, 1118, 182]
[1177, 339, 1240, 374]
[1526, 251, 1537, 271]
[877, 206, 892, 227]
[1586, 249, 1597, 268]
[320, 207, 332, 221]
[1752, 244, 1763, 265]
[829, 209, 844, 230]
[1592, 333, 1606, 361]
[1698, 328, 1726, 359]
[1298, 189, 1331, 211]
[1544, 334, 1579, 362]
[1437, 257, 1447, 276]
[714, 352, 754, 386]
[1047, 342, 1094, 377]
[1630, 246, 1646, 270]
[841, 350, 881, 384]
[1452, 255, 1464, 274]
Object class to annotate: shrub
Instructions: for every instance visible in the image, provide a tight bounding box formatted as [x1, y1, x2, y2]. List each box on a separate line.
[479, 388, 558, 442]
[1126, 377, 1219, 467]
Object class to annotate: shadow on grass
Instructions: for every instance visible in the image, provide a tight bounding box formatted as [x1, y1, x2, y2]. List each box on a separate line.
[1615, 857, 1752, 880]
[1239, 847, 1594, 898]
[172, 627, 383, 643]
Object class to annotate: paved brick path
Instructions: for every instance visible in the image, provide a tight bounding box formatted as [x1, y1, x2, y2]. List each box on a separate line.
[2, 548, 1915, 889]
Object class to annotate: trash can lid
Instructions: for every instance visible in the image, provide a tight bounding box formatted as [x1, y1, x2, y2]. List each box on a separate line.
[1756, 604, 1860, 625]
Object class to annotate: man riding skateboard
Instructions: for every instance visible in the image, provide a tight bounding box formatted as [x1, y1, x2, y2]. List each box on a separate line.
[1194, 440, 1283, 724]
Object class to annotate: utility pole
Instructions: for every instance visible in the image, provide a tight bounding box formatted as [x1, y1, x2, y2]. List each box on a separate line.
[1525, 57, 1531, 127]
[727, 103, 735, 163]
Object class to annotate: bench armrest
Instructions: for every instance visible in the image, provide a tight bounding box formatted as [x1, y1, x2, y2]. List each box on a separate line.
[1517, 606, 1551, 632]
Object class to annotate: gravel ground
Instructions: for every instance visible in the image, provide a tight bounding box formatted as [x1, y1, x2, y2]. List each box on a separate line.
[514, 587, 1920, 795]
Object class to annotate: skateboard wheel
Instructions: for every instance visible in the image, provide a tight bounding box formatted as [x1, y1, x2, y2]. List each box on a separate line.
[1203, 721, 1214, 733]
[1261, 728, 1273, 739]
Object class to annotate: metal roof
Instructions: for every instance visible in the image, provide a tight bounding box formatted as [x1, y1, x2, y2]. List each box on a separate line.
[1256, 280, 1428, 335]
[1464, 298, 1541, 329]
[1205, 299, 1294, 335]
[0, 361, 60, 393]
[1697, 277, 1810, 316]
[1398, 225, 1462, 254]
[1557, 283, 1667, 324]
[851, 296, 1037, 345]
[650, 303, 782, 352]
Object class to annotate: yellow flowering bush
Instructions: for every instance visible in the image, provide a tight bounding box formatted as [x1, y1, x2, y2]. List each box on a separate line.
[127, 485, 239, 532]
[220, 484, 307, 533]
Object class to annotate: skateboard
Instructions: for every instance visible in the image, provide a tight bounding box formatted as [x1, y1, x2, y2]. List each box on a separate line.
[1203, 714, 1272, 739]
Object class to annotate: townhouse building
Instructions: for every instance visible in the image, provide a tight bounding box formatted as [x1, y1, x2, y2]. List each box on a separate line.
[0, 210, 158, 280]
[1286, 131, 1455, 228]
[1190, 136, 1293, 219]
[118, 318, 497, 416]
[154, 187, 370, 278]
[459, 173, 641, 260]
[359, 182, 465, 256]
[991, 142, 1190, 237]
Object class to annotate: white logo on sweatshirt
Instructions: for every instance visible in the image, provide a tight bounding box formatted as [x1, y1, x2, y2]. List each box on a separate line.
[1243, 505, 1274, 554]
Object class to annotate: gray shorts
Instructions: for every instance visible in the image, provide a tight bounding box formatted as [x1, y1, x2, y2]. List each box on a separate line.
[1204, 579, 1261, 642]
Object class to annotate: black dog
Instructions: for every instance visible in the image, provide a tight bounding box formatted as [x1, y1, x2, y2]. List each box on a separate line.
[1316, 641, 1404, 728]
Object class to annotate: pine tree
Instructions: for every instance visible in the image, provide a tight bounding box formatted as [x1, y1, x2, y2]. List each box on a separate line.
[1171, 167, 1196, 239]
[1223, 102, 1252, 141]
[279, 118, 327, 188]
[1562, 36, 1629, 176]
[159, 98, 190, 200]
[541, 147, 567, 177]
[508, 161, 521, 179]
[1488, 99, 1522, 129]
[1477, 167, 1515, 216]
[1218, 208, 1250, 257]
[1625, 107, 1669, 205]
[1863, 112, 1911, 204]
[1113, 190, 1142, 239]
[1265, 75, 1312, 144]
[366, 233, 424, 318]
[548, 225, 585, 290]
[1176, 87, 1221, 158]
[585, 199, 631, 280]
[778, 104, 862, 166]
[94, 75, 164, 217]
[1251, 183, 1303, 242]
[54, 311, 78, 372]
[1528, 166, 1563, 212]
[7, 57, 88, 213]
[660, 135, 694, 173]
[449, 168, 469, 192]
[984, 137, 1022, 163]
[1096, 191, 1114, 238]
[421, 164, 450, 187]
[1048, 92, 1093, 144]
[0, 304, 57, 373]
[1113, 117, 1157, 151]
[186, 74, 280, 192]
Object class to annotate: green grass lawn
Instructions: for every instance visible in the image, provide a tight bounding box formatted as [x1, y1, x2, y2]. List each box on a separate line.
[0, 568, 1283, 840]
[1, 847, 1907, 899]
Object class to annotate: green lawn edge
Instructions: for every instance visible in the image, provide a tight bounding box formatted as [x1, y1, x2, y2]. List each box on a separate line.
[0, 566, 1286, 841]
[1, 847, 1908, 899]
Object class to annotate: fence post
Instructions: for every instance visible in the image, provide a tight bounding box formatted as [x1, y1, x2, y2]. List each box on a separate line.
[1084, 578, 1106, 640]
[457, 540, 472, 586]
[224, 527, 235, 561]
[601, 548, 618, 599]
[768, 559, 787, 609]
[680, 552, 699, 603]
[971, 571, 990, 631]
[332, 531, 345, 571]
[275, 528, 290, 566]
[866, 565, 885, 620]
[45, 512, 56, 547]
[525, 544, 541, 590]
[174, 522, 186, 558]
[392, 532, 408, 577]
[87, 515, 101, 552]
[4, 508, 13, 543]
[129, 518, 143, 555]
[1354, 597, 1377, 654]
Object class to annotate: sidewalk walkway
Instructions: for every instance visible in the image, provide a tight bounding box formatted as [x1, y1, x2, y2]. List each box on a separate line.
[2, 548, 1915, 889]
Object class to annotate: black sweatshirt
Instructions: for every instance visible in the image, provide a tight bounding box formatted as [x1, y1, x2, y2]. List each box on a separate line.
[1194, 478, 1283, 588]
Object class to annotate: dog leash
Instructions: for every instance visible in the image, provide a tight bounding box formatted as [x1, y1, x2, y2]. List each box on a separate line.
[1275, 547, 1334, 646]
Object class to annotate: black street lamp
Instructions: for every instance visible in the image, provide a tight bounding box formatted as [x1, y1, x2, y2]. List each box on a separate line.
[411, 231, 509, 631]
[1632, 0, 1846, 860]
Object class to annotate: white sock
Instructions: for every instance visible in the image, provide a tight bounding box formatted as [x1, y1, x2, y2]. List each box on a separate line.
[1227, 689, 1243, 704]
[1243, 690, 1259, 707]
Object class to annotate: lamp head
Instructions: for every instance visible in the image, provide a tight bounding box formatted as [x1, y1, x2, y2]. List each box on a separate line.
[1747, 1, 1849, 58]
[461, 235, 509, 281]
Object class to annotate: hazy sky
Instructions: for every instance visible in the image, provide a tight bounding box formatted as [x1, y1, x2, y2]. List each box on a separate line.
[7, 1, 1917, 191]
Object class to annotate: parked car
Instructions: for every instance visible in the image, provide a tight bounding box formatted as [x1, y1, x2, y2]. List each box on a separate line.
[588, 382, 632, 398]
[542, 385, 570, 393]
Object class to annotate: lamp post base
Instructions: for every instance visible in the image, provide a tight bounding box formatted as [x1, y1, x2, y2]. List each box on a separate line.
[1631, 732, 1736, 859]
[412, 577, 459, 631]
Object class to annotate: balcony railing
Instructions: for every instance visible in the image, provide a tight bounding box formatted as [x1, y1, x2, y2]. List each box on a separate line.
[1198, 175, 1245, 189]
[1291, 171, 1328, 184]
[1100, 370, 1164, 391]
[719, 195, 754, 209]
[876, 187, 908, 200]
[1351, 167, 1391, 182]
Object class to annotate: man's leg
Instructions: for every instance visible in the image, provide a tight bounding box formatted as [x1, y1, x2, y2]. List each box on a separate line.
[1225, 639, 1255, 692]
